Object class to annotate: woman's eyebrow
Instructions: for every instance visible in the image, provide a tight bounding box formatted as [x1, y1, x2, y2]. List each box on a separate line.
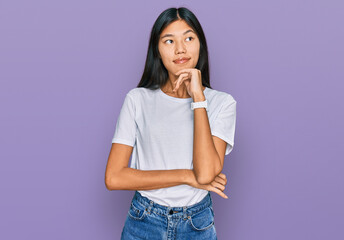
[160, 29, 195, 39]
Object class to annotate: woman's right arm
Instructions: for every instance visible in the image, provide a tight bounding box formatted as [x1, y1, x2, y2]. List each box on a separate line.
[105, 143, 228, 199]
[106, 167, 193, 190]
[105, 143, 193, 190]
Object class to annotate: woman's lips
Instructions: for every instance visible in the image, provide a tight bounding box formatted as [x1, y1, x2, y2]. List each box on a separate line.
[173, 58, 190, 64]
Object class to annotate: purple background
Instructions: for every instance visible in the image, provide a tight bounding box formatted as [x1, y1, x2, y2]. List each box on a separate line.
[1, 0, 343, 239]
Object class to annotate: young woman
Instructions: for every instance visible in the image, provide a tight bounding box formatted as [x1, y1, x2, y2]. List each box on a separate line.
[105, 7, 237, 240]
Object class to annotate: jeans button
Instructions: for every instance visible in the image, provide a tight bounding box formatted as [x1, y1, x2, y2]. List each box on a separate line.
[169, 209, 173, 215]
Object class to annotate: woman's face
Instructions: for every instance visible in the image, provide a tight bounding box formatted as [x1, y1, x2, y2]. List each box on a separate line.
[158, 20, 200, 77]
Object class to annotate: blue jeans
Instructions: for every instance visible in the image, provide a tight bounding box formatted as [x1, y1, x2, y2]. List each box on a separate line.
[121, 191, 217, 240]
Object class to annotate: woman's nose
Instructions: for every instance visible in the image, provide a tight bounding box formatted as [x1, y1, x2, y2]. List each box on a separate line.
[175, 41, 186, 54]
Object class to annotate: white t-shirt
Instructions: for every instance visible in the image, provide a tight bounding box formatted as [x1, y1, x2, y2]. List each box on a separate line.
[112, 86, 237, 207]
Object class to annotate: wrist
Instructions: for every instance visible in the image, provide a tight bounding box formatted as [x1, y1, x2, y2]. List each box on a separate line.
[184, 169, 195, 185]
[192, 92, 205, 102]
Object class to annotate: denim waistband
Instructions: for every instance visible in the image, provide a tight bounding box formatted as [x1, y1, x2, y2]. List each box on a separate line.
[132, 191, 213, 219]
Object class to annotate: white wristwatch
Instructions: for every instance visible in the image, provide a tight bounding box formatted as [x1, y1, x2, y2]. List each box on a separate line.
[191, 99, 208, 111]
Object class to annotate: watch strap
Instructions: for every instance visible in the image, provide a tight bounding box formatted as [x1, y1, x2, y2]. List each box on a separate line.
[191, 99, 208, 111]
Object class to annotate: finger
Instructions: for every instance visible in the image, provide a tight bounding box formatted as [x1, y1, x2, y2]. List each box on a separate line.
[218, 172, 226, 179]
[218, 173, 228, 184]
[210, 186, 228, 199]
[174, 76, 190, 92]
[173, 73, 189, 91]
[216, 174, 227, 183]
[210, 181, 225, 191]
[214, 176, 226, 186]
[174, 72, 188, 85]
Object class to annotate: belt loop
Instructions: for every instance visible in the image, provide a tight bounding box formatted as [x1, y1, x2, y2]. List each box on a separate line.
[147, 200, 154, 214]
[183, 206, 187, 220]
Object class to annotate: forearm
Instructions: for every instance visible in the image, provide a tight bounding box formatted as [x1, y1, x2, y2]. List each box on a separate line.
[193, 93, 222, 184]
[106, 168, 194, 191]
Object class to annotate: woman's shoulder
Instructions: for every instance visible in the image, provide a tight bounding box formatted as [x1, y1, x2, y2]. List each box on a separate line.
[206, 87, 236, 104]
[126, 87, 156, 97]
[125, 87, 158, 105]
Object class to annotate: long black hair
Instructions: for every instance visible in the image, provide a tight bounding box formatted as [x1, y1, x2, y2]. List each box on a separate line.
[137, 7, 212, 90]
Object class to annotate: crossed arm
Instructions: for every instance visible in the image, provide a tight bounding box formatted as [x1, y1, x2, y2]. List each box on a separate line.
[105, 102, 227, 191]
[105, 142, 225, 191]
[105, 91, 227, 190]
[192, 93, 227, 184]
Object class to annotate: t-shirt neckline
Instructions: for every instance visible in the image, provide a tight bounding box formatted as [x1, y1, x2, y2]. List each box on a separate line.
[158, 87, 208, 103]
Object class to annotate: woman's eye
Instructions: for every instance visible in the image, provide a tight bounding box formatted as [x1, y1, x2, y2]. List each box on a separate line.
[186, 37, 193, 41]
[165, 39, 173, 44]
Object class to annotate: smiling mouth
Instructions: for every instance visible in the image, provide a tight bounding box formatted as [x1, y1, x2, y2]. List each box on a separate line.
[173, 58, 190, 64]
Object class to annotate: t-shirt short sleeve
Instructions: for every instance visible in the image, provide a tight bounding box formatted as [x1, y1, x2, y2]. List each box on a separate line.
[211, 95, 237, 155]
[111, 93, 137, 147]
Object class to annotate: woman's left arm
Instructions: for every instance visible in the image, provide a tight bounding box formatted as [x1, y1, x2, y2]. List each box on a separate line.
[192, 93, 225, 185]
[173, 68, 229, 185]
